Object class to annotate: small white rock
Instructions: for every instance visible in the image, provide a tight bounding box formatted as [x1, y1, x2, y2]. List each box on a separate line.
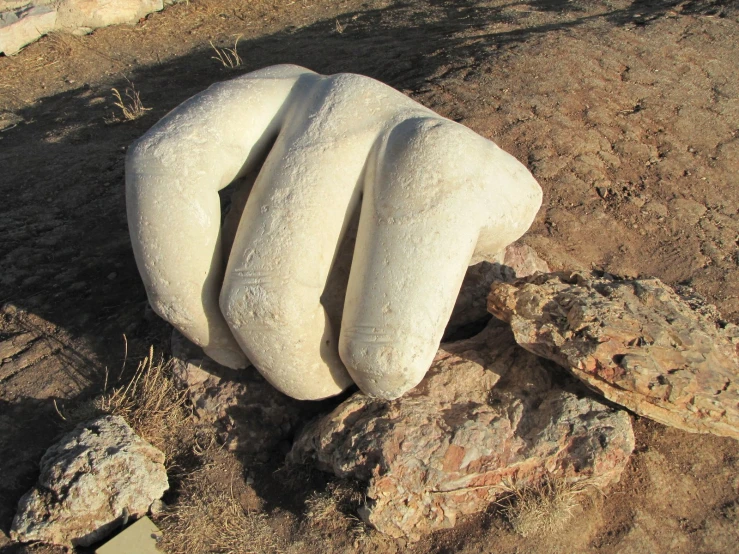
[10, 415, 168, 547]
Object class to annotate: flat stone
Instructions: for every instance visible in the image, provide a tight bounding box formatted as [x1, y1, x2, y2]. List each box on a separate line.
[289, 324, 634, 540]
[0, 4, 56, 55]
[670, 198, 707, 225]
[56, 0, 163, 33]
[10, 416, 168, 547]
[95, 517, 162, 554]
[488, 272, 739, 439]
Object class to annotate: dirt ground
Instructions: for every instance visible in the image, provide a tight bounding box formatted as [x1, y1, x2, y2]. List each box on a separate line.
[1, 0, 738, 552]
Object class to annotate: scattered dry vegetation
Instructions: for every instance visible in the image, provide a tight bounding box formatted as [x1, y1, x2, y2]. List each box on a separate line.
[109, 81, 151, 121]
[157, 459, 284, 554]
[497, 477, 591, 538]
[210, 36, 243, 68]
[94, 346, 189, 461]
[302, 479, 370, 545]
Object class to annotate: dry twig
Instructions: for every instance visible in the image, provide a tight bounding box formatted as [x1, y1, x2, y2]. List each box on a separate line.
[96, 346, 187, 459]
[158, 464, 283, 554]
[110, 81, 151, 121]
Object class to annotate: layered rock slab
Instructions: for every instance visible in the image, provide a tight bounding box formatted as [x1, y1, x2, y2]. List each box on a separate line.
[10, 415, 168, 547]
[488, 272, 739, 439]
[290, 325, 634, 540]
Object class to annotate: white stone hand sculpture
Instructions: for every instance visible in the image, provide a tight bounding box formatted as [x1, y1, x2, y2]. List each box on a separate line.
[126, 65, 542, 400]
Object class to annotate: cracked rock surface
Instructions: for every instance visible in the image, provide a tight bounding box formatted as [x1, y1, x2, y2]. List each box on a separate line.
[290, 324, 634, 540]
[488, 271, 739, 439]
[10, 415, 168, 547]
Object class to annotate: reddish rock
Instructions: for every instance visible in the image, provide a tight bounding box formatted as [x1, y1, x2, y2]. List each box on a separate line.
[488, 272, 739, 439]
[447, 242, 550, 334]
[290, 324, 634, 540]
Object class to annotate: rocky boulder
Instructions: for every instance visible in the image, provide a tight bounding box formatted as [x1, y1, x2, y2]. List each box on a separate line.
[0, 4, 56, 55]
[10, 415, 168, 547]
[289, 324, 634, 540]
[488, 271, 739, 439]
[56, 0, 163, 34]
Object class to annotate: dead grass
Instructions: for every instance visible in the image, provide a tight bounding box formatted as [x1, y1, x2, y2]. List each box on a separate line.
[110, 81, 151, 121]
[210, 35, 242, 68]
[158, 462, 284, 554]
[95, 346, 189, 461]
[497, 477, 590, 538]
[304, 480, 369, 542]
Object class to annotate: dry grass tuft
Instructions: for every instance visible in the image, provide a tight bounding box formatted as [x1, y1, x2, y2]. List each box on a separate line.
[158, 464, 283, 554]
[498, 477, 589, 538]
[110, 81, 151, 121]
[210, 35, 242, 68]
[95, 346, 188, 461]
[304, 480, 368, 541]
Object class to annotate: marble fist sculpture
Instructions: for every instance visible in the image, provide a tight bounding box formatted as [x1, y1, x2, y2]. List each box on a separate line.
[126, 65, 542, 400]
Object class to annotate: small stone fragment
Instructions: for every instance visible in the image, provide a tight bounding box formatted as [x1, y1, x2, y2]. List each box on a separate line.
[10, 415, 168, 547]
[290, 325, 634, 540]
[488, 271, 739, 439]
[670, 198, 707, 225]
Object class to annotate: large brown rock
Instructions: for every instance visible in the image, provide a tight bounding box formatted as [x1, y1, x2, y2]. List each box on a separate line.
[10, 415, 168, 547]
[488, 272, 739, 439]
[290, 325, 634, 540]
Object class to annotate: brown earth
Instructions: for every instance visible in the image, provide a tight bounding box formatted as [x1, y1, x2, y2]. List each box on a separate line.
[1, 0, 738, 553]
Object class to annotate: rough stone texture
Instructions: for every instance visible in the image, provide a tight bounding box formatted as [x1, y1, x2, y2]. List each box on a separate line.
[447, 242, 550, 335]
[488, 271, 739, 439]
[290, 324, 634, 540]
[0, 0, 164, 54]
[171, 330, 327, 459]
[10, 415, 168, 547]
[56, 0, 163, 34]
[0, 4, 56, 55]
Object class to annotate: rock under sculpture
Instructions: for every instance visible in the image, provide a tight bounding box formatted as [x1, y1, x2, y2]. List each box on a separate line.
[126, 64, 542, 400]
[290, 323, 635, 539]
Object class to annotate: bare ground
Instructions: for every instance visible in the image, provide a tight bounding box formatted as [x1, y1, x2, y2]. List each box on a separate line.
[1, 1, 738, 553]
